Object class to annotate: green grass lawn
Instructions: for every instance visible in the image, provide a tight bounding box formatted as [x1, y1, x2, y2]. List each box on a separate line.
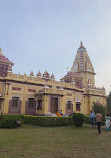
[0, 124, 110, 158]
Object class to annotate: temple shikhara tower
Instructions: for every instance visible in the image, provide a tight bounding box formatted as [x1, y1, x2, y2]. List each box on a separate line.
[0, 43, 106, 115]
[72, 42, 95, 87]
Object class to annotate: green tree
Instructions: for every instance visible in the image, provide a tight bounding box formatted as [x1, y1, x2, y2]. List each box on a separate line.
[92, 102, 106, 124]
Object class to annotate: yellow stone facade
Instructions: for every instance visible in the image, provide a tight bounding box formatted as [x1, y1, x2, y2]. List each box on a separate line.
[0, 43, 106, 115]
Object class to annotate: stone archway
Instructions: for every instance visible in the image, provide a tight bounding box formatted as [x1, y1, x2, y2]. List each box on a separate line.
[25, 98, 36, 115]
[50, 97, 58, 113]
[66, 101, 73, 115]
[49, 95, 60, 114]
[8, 96, 21, 114]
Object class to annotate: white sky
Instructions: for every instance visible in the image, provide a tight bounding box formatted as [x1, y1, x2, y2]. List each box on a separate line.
[0, 0, 111, 95]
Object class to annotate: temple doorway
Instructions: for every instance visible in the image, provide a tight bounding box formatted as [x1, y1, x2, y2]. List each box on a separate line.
[25, 98, 36, 115]
[50, 97, 58, 113]
[66, 101, 73, 115]
[8, 96, 21, 114]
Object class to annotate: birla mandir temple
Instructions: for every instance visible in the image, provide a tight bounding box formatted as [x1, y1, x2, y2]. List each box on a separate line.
[0, 42, 106, 115]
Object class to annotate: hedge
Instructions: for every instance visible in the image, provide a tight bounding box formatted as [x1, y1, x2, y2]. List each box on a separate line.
[0, 115, 5, 123]
[0, 115, 22, 128]
[22, 115, 74, 126]
[84, 115, 90, 124]
[0, 114, 91, 127]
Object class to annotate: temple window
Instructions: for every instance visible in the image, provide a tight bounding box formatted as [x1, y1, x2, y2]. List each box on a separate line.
[67, 101, 72, 109]
[88, 79, 92, 86]
[85, 58, 88, 70]
[78, 62, 79, 70]
[37, 100, 42, 110]
[74, 64, 77, 70]
[96, 99, 99, 103]
[28, 98, 34, 108]
[80, 63, 84, 70]
[76, 103, 81, 111]
[12, 97, 18, 107]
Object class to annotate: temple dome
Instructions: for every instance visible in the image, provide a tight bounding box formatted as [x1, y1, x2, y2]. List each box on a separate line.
[36, 71, 41, 77]
[65, 71, 82, 78]
[51, 73, 55, 80]
[42, 70, 50, 80]
[30, 71, 34, 76]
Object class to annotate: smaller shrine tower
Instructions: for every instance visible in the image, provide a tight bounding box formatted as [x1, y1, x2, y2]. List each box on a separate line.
[0, 48, 14, 77]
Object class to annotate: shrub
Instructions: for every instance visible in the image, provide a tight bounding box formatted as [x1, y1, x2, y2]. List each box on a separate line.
[0, 115, 22, 128]
[0, 114, 5, 123]
[73, 113, 84, 127]
[84, 115, 90, 124]
[22, 115, 74, 126]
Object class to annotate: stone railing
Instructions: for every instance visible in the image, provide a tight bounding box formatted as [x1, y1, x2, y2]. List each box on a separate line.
[87, 85, 106, 95]
[6, 73, 86, 91]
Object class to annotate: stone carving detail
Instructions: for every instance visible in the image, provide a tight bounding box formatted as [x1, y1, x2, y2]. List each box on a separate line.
[42, 70, 50, 80]
[8, 64, 12, 71]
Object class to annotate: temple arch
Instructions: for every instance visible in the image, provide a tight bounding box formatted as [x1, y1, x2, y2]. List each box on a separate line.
[66, 100, 73, 115]
[8, 96, 21, 114]
[25, 97, 36, 115]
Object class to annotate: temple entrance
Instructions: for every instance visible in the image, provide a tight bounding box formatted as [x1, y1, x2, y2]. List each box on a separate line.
[8, 96, 21, 114]
[66, 101, 73, 115]
[50, 97, 58, 113]
[25, 98, 36, 115]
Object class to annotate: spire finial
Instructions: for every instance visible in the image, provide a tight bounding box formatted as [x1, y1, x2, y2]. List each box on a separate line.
[79, 41, 85, 49]
[80, 41, 83, 47]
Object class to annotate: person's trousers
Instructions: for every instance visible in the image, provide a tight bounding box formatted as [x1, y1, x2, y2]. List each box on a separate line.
[90, 118, 95, 127]
[96, 122, 101, 133]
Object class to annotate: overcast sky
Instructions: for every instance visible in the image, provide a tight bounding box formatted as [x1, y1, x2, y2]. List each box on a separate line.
[0, 0, 111, 95]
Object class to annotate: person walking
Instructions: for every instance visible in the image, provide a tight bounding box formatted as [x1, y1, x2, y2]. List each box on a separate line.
[110, 113, 111, 130]
[96, 111, 102, 134]
[89, 110, 96, 127]
[105, 114, 110, 132]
